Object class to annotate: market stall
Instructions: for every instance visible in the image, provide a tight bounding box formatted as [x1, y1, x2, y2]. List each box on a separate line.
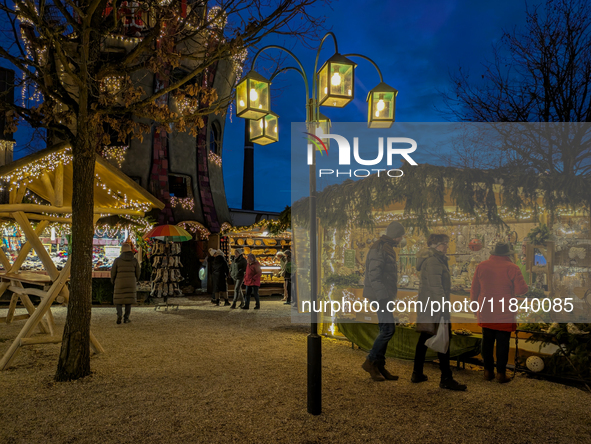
[292, 164, 591, 374]
[0, 144, 164, 370]
[223, 221, 291, 296]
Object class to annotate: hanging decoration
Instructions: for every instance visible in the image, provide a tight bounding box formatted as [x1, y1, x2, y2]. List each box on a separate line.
[170, 196, 195, 211]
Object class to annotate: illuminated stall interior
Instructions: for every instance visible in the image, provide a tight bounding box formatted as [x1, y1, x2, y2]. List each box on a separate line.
[222, 220, 291, 295]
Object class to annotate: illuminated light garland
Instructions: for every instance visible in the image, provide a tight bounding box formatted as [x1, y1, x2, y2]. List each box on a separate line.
[94, 174, 152, 213]
[220, 222, 232, 232]
[101, 146, 128, 167]
[223, 219, 291, 238]
[177, 221, 210, 239]
[18, 28, 43, 107]
[176, 97, 198, 115]
[108, 34, 143, 44]
[207, 6, 228, 29]
[24, 190, 46, 205]
[208, 151, 222, 166]
[0, 148, 73, 191]
[170, 196, 195, 211]
[232, 48, 248, 80]
[0, 140, 15, 155]
[100, 76, 124, 94]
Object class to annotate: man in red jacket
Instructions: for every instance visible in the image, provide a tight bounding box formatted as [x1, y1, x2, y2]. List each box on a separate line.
[471, 242, 529, 383]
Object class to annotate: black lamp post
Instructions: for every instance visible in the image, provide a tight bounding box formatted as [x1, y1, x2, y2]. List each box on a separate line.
[234, 33, 396, 415]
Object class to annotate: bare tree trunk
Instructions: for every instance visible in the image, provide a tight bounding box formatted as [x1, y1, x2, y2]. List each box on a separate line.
[55, 125, 96, 381]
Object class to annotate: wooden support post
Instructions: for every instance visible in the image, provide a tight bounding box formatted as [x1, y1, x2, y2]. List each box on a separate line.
[20, 335, 62, 346]
[10, 282, 50, 334]
[40, 173, 55, 205]
[0, 314, 29, 322]
[0, 248, 11, 269]
[54, 161, 64, 207]
[13, 212, 60, 280]
[4, 294, 19, 323]
[44, 304, 56, 336]
[0, 260, 71, 370]
[0, 220, 49, 300]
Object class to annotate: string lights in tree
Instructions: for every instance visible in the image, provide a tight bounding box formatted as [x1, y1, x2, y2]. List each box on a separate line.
[100, 76, 124, 94]
[101, 146, 128, 167]
[208, 151, 222, 166]
[207, 6, 228, 28]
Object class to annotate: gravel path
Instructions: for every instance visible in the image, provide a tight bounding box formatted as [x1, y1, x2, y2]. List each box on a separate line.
[0, 299, 590, 444]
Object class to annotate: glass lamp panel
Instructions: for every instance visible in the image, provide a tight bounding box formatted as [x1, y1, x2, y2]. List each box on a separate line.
[318, 64, 329, 105]
[317, 114, 331, 149]
[249, 118, 264, 140]
[264, 114, 279, 143]
[329, 63, 353, 98]
[372, 92, 394, 120]
[236, 81, 247, 116]
[249, 79, 270, 113]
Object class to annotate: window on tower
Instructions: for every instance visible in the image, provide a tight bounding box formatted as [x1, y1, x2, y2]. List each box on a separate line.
[169, 175, 188, 198]
[209, 121, 221, 154]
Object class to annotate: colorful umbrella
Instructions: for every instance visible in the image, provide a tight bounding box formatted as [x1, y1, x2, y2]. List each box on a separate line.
[144, 225, 193, 242]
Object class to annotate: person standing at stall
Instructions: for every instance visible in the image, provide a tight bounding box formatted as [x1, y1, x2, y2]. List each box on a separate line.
[242, 254, 262, 310]
[111, 242, 141, 324]
[276, 251, 288, 301]
[283, 251, 293, 306]
[230, 249, 247, 309]
[212, 249, 230, 306]
[413, 233, 467, 391]
[361, 221, 405, 382]
[471, 242, 529, 383]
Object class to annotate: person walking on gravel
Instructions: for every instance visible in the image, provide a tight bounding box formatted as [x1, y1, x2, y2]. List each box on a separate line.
[111, 242, 141, 324]
[413, 233, 467, 391]
[361, 221, 405, 382]
[242, 254, 262, 310]
[230, 249, 247, 309]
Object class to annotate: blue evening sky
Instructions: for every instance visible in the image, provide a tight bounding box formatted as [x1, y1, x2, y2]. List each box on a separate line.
[222, 0, 527, 211]
[3, 0, 529, 212]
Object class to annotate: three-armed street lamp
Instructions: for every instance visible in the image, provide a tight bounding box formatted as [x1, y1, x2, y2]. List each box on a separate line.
[235, 32, 398, 415]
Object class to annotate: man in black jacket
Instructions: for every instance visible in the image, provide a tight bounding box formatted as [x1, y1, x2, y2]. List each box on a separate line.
[230, 249, 247, 309]
[361, 221, 405, 381]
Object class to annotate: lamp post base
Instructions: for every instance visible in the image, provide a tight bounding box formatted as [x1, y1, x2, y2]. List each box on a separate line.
[307, 333, 322, 415]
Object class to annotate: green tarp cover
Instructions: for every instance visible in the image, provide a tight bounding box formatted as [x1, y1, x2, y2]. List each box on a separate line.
[337, 322, 482, 361]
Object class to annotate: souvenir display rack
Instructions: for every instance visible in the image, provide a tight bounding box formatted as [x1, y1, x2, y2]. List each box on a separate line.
[149, 240, 184, 301]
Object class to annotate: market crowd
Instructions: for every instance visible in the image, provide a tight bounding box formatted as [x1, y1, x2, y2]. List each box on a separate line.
[207, 248, 292, 310]
[361, 221, 529, 390]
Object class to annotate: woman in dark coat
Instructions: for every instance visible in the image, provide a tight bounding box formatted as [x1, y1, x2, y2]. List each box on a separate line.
[211, 249, 230, 306]
[111, 242, 141, 324]
[230, 249, 247, 309]
[413, 233, 467, 391]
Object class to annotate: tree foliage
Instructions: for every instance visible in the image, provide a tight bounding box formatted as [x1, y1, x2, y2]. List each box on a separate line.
[442, 0, 591, 177]
[0, 0, 326, 381]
